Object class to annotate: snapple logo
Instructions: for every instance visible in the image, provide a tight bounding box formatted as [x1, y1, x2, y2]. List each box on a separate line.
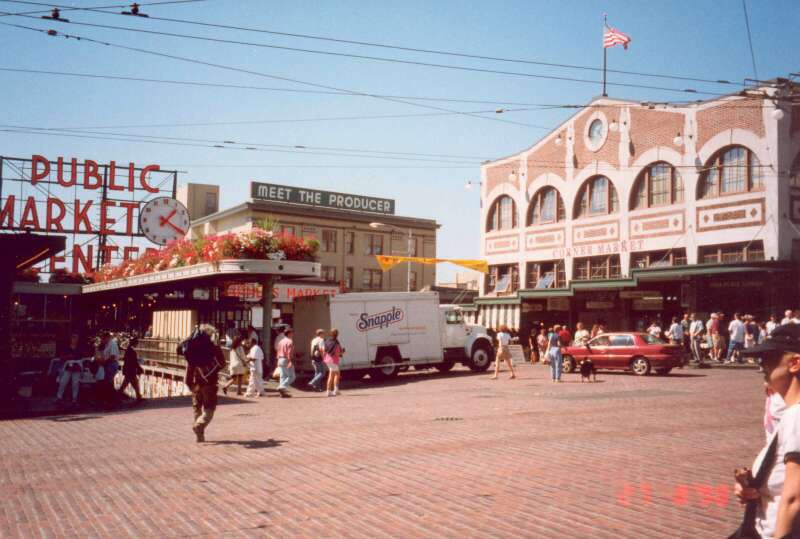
[357, 307, 404, 332]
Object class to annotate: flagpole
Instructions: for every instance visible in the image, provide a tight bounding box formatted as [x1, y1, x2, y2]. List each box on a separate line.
[602, 13, 608, 96]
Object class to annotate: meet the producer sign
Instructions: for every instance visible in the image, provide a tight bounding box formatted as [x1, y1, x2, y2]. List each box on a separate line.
[251, 181, 395, 215]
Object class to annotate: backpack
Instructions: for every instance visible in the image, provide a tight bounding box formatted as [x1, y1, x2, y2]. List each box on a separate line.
[177, 327, 215, 368]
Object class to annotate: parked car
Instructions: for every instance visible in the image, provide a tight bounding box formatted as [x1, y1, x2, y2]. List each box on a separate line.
[561, 332, 687, 376]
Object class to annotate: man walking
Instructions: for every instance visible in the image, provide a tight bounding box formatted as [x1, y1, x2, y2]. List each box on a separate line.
[726, 312, 746, 364]
[276, 328, 296, 398]
[681, 313, 691, 353]
[307, 329, 327, 392]
[689, 313, 705, 366]
[185, 325, 226, 443]
[244, 337, 265, 398]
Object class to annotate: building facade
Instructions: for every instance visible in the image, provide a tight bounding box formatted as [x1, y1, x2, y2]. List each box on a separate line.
[478, 80, 800, 333]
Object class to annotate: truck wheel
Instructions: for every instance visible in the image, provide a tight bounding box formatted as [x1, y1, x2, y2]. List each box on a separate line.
[371, 354, 400, 381]
[435, 360, 455, 373]
[562, 355, 575, 374]
[468, 344, 492, 372]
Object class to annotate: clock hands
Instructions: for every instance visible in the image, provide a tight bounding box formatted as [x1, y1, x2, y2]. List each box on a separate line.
[166, 221, 187, 236]
[159, 208, 177, 227]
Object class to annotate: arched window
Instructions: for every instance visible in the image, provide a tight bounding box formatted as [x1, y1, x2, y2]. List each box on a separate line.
[631, 162, 684, 210]
[527, 187, 565, 225]
[698, 146, 763, 200]
[574, 176, 619, 218]
[486, 195, 517, 232]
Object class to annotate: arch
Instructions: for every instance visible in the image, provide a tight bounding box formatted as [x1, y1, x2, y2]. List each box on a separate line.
[573, 175, 619, 219]
[486, 195, 518, 232]
[696, 145, 763, 200]
[629, 161, 684, 211]
[527, 186, 565, 226]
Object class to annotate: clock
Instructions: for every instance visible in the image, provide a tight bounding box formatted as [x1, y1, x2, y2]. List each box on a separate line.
[139, 197, 190, 246]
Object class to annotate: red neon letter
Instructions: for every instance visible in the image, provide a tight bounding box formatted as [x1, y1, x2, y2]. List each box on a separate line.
[49, 255, 65, 273]
[73, 199, 93, 232]
[108, 161, 125, 191]
[100, 200, 117, 235]
[119, 201, 139, 235]
[46, 198, 66, 232]
[123, 246, 139, 261]
[139, 164, 161, 193]
[56, 157, 78, 187]
[0, 195, 15, 227]
[83, 160, 102, 190]
[31, 155, 50, 185]
[100, 245, 118, 265]
[19, 196, 41, 229]
[72, 244, 93, 274]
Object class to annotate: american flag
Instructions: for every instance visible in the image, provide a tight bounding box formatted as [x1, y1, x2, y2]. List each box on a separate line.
[603, 26, 631, 49]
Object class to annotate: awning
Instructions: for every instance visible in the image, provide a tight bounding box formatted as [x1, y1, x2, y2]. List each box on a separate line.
[0, 232, 66, 271]
[478, 303, 520, 330]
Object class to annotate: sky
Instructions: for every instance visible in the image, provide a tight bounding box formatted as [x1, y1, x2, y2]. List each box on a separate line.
[1, 0, 798, 282]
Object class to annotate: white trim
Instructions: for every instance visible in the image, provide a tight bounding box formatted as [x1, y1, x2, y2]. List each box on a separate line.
[583, 111, 610, 153]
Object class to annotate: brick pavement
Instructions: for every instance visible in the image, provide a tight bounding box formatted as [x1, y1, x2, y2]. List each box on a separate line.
[0, 364, 769, 538]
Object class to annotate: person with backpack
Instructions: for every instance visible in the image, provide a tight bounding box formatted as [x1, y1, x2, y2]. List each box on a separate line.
[183, 324, 226, 443]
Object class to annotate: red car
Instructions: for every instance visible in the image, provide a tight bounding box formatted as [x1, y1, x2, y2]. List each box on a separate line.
[562, 332, 687, 376]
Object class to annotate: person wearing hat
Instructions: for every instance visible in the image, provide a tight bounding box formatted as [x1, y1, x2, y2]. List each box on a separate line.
[733, 324, 800, 538]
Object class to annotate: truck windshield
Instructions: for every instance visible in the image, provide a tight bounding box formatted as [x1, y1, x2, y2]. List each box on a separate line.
[445, 311, 463, 324]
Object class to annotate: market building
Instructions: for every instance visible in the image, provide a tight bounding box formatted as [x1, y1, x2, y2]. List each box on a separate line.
[477, 79, 800, 333]
[181, 181, 439, 324]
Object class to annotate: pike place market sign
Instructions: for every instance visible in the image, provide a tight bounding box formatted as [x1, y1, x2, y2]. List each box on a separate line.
[251, 181, 395, 215]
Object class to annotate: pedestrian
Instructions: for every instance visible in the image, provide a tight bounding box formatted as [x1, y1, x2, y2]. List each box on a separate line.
[224, 321, 237, 348]
[55, 354, 84, 406]
[689, 313, 705, 365]
[185, 324, 226, 443]
[536, 328, 547, 363]
[491, 325, 517, 380]
[324, 329, 344, 397]
[745, 315, 759, 350]
[275, 328, 297, 397]
[307, 329, 327, 392]
[711, 313, 724, 362]
[574, 322, 590, 346]
[118, 337, 143, 402]
[732, 324, 800, 538]
[244, 337, 265, 398]
[647, 319, 663, 340]
[681, 313, 691, 353]
[667, 316, 683, 345]
[96, 333, 120, 408]
[546, 324, 563, 382]
[781, 310, 794, 326]
[767, 315, 779, 336]
[726, 312, 746, 364]
[590, 323, 601, 339]
[559, 324, 572, 347]
[222, 334, 248, 396]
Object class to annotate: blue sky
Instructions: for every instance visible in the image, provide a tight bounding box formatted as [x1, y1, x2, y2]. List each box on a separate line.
[1, 0, 798, 281]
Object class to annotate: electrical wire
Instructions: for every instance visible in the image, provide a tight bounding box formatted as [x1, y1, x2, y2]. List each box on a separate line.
[741, 0, 759, 81]
[0, 0, 205, 17]
[0, 0, 741, 88]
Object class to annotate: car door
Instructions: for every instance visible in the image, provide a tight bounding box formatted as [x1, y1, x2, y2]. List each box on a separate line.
[607, 334, 635, 368]
[586, 335, 611, 368]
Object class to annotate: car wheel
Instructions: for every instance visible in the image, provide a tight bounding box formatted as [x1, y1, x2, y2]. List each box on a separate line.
[562, 355, 575, 374]
[468, 343, 492, 372]
[655, 367, 672, 375]
[370, 354, 400, 381]
[435, 359, 455, 373]
[631, 356, 651, 376]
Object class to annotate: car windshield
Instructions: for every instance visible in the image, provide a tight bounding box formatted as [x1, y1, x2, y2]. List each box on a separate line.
[642, 334, 666, 345]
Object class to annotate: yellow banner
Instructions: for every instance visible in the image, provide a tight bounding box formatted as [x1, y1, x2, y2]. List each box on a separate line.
[375, 255, 488, 274]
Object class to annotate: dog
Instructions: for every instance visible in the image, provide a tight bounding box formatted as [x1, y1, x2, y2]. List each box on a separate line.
[579, 359, 597, 382]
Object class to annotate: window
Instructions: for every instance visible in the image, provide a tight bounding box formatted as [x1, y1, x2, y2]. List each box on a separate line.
[345, 231, 355, 254]
[344, 267, 354, 289]
[573, 255, 621, 280]
[698, 146, 764, 199]
[791, 153, 800, 188]
[204, 191, 217, 215]
[409, 237, 418, 257]
[486, 264, 519, 294]
[486, 195, 518, 232]
[631, 162, 684, 210]
[590, 335, 611, 346]
[631, 249, 688, 269]
[698, 241, 765, 264]
[280, 225, 296, 236]
[321, 230, 337, 252]
[362, 269, 383, 290]
[322, 266, 337, 282]
[574, 176, 619, 218]
[409, 271, 418, 291]
[642, 334, 666, 345]
[527, 187, 565, 225]
[588, 119, 605, 146]
[609, 335, 634, 347]
[525, 261, 566, 289]
[365, 234, 383, 255]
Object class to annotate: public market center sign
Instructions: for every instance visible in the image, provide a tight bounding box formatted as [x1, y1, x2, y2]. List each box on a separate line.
[251, 181, 395, 215]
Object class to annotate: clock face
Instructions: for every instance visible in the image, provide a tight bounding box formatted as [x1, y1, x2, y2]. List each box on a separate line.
[139, 197, 190, 246]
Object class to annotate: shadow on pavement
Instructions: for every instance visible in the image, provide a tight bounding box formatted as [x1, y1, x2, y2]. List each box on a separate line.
[205, 439, 287, 450]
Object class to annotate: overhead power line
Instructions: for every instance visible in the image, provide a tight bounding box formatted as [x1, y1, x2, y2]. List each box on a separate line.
[0, 0, 205, 17]
[0, 11, 730, 97]
[0, 0, 740, 88]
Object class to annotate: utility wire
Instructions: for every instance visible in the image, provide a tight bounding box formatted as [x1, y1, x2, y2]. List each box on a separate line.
[0, 0, 205, 17]
[0, 0, 740, 88]
[0, 11, 730, 96]
[741, 0, 759, 81]
[0, 20, 546, 129]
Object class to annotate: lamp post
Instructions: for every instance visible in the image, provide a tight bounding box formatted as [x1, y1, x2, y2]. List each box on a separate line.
[369, 222, 412, 292]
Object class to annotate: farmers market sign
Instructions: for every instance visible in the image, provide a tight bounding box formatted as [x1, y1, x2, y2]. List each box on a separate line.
[251, 181, 395, 215]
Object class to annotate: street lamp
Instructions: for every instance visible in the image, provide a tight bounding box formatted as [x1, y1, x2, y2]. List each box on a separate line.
[369, 222, 413, 292]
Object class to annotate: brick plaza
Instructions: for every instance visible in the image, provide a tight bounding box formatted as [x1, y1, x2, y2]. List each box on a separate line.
[0, 364, 767, 538]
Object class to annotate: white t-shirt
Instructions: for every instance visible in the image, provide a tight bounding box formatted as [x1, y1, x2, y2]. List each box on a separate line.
[648, 325, 662, 338]
[497, 332, 511, 346]
[247, 345, 264, 369]
[767, 321, 778, 335]
[754, 403, 800, 539]
[102, 339, 120, 361]
[310, 336, 324, 359]
[690, 320, 704, 337]
[668, 323, 683, 341]
[574, 329, 590, 344]
[729, 320, 746, 343]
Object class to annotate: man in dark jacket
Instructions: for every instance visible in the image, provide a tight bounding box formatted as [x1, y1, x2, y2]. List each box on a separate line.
[185, 325, 226, 443]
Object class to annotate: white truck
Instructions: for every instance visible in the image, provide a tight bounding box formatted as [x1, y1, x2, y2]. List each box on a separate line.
[292, 291, 494, 381]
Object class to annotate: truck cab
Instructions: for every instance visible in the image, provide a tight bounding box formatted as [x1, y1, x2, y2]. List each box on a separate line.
[439, 305, 494, 372]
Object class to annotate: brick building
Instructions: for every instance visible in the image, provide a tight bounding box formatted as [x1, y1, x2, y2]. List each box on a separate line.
[477, 79, 800, 333]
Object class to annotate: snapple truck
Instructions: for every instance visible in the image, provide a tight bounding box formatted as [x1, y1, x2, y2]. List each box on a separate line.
[293, 292, 495, 381]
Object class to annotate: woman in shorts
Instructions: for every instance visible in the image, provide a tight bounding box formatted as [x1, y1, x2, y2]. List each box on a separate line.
[222, 334, 247, 396]
[324, 329, 344, 397]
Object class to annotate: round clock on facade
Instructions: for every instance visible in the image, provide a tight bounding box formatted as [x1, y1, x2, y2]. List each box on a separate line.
[139, 197, 190, 246]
